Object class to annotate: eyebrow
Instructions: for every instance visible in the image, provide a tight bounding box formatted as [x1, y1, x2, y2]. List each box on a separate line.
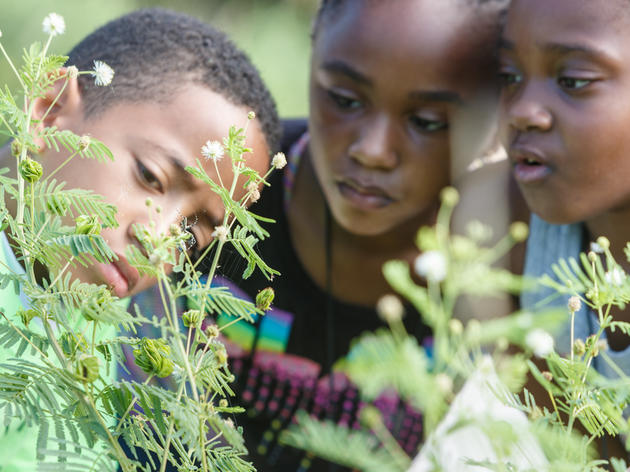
[321, 59, 461, 104]
[500, 37, 615, 60]
[320, 60, 372, 86]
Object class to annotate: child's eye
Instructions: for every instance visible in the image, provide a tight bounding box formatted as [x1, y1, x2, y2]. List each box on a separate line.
[327, 89, 362, 110]
[498, 70, 523, 87]
[135, 159, 164, 193]
[409, 114, 448, 132]
[558, 77, 593, 90]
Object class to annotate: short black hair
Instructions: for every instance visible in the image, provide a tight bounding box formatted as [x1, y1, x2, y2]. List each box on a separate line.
[312, 0, 511, 39]
[66, 8, 281, 154]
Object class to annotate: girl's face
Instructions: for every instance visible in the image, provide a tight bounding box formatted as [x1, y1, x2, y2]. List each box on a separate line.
[500, 0, 630, 224]
[308, 0, 499, 236]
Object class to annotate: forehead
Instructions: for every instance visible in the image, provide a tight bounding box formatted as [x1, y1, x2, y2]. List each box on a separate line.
[80, 85, 269, 217]
[313, 0, 496, 99]
[506, 0, 628, 47]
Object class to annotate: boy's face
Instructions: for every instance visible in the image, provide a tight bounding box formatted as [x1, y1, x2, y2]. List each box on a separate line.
[500, 0, 630, 224]
[41, 84, 269, 297]
[308, 0, 500, 236]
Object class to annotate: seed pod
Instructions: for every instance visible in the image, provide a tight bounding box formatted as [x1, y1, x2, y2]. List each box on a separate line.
[19, 158, 43, 183]
[255, 287, 275, 311]
[75, 215, 102, 235]
[46, 196, 69, 216]
[81, 289, 112, 321]
[205, 324, 220, 340]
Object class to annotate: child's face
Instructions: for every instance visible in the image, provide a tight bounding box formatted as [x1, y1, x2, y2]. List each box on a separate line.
[500, 0, 630, 224]
[308, 0, 499, 236]
[41, 84, 269, 297]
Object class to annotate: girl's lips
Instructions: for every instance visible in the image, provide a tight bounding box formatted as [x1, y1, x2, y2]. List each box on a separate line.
[337, 180, 394, 210]
[96, 254, 140, 298]
[509, 147, 553, 185]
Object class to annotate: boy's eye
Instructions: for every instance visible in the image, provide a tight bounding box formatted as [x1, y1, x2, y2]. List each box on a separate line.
[409, 114, 448, 132]
[558, 77, 593, 90]
[136, 160, 164, 193]
[327, 89, 362, 110]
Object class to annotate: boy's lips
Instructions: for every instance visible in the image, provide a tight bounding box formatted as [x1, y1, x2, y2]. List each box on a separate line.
[509, 146, 553, 185]
[337, 177, 395, 210]
[96, 253, 140, 298]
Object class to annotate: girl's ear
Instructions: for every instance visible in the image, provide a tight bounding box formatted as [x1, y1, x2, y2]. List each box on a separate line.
[32, 67, 83, 151]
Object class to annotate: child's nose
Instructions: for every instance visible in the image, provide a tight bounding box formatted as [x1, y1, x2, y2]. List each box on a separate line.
[505, 81, 553, 133]
[348, 114, 399, 170]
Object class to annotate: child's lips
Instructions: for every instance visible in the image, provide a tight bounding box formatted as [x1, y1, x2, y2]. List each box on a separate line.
[509, 147, 553, 185]
[97, 253, 140, 297]
[337, 178, 395, 210]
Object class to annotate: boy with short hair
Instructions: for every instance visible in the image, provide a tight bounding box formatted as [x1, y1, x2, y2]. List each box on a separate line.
[0, 8, 280, 469]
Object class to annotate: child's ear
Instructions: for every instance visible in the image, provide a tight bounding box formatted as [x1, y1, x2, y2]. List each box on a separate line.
[32, 67, 83, 151]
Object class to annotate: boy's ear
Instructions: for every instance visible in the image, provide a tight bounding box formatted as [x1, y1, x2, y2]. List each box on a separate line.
[32, 67, 84, 151]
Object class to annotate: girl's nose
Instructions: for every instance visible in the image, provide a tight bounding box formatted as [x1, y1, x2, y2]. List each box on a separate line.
[505, 81, 553, 133]
[348, 115, 399, 169]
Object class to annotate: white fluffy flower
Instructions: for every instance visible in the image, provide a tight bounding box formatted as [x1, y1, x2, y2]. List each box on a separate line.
[590, 241, 604, 254]
[91, 60, 114, 86]
[605, 267, 626, 287]
[201, 140, 224, 161]
[526, 329, 554, 358]
[414, 250, 447, 283]
[211, 225, 229, 243]
[247, 181, 260, 203]
[271, 152, 287, 169]
[42, 13, 65, 36]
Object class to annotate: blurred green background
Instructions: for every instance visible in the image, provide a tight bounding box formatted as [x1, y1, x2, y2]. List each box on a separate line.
[0, 0, 316, 118]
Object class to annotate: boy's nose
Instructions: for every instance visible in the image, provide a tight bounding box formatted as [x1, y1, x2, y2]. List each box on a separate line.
[348, 115, 399, 170]
[505, 82, 553, 133]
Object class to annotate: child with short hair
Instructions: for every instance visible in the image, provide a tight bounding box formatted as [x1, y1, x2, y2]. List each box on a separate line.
[0, 7, 280, 469]
[499, 0, 630, 374]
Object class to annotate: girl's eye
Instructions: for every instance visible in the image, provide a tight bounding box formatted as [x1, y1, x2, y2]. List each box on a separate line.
[558, 77, 593, 90]
[136, 160, 164, 193]
[327, 89, 362, 110]
[410, 115, 448, 132]
[498, 70, 522, 87]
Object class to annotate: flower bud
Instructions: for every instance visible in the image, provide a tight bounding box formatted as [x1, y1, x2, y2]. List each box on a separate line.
[573, 338, 586, 357]
[414, 250, 447, 283]
[133, 338, 174, 378]
[148, 253, 161, 266]
[66, 65, 79, 80]
[542, 371, 553, 383]
[596, 236, 610, 251]
[215, 348, 228, 366]
[247, 181, 261, 203]
[448, 318, 464, 336]
[509, 221, 529, 243]
[10, 140, 22, 157]
[256, 287, 275, 311]
[376, 294, 404, 324]
[75, 215, 102, 235]
[212, 225, 229, 243]
[206, 324, 220, 339]
[440, 186, 459, 207]
[78, 135, 91, 151]
[75, 354, 100, 383]
[19, 158, 43, 183]
[587, 251, 598, 263]
[219, 399, 228, 408]
[568, 296, 582, 313]
[359, 405, 382, 430]
[169, 223, 181, 237]
[182, 309, 203, 329]
[271, 152, 287, 170]
[145, 197, 153, 207]
[248, 111, 256, 120]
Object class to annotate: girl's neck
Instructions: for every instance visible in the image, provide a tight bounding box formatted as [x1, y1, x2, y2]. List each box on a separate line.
[286, 149, 434, 307]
